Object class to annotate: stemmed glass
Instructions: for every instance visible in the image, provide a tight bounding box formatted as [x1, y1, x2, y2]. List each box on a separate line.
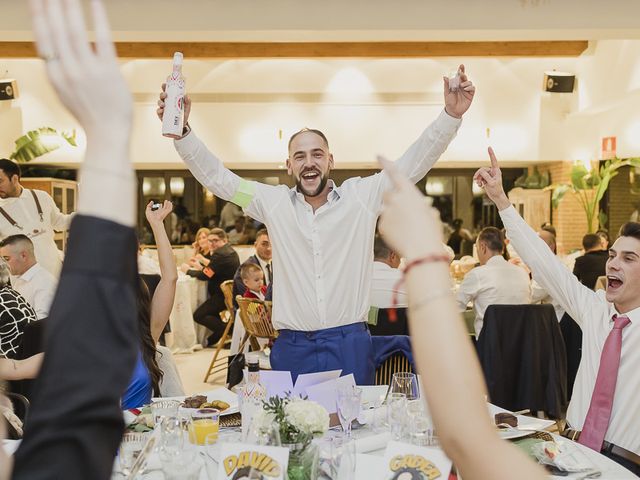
[336, 385, 362, 438]
[316, 435, 356, 480]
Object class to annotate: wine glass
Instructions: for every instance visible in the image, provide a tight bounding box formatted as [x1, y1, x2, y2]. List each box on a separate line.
[336, 385, 362, 438]
[389, 372, 420, 400]
[245, 416, 282, 446]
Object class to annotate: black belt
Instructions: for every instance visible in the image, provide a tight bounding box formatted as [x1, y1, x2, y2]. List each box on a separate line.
[561, 428, 640, 467]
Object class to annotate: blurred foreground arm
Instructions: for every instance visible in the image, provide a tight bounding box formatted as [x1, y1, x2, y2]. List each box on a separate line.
[12, 1, 138, 479]
[377, 156, 544, 480]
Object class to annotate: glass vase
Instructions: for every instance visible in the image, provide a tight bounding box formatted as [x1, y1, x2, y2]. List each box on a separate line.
[282, 441, 318, 480]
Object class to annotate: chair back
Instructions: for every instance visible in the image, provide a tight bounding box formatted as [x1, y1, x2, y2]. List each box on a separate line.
[375, 352, 413, 386]
[236, 296, 278, 340]
[477, 304, 567, 418]
[369, 308, 409, 336]
[220, 280, 235, 315]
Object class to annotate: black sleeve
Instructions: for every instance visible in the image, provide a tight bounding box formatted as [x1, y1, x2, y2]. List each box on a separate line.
[13, 215, 138, 480]
[186, 268, 208, 280]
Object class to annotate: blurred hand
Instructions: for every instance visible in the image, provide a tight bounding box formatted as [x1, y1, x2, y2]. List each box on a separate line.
[157, 83, 191, 130]
[29, 0, 132, 143]
[179, 263, 190, 274]
[473, 147, 511, 210]
[378, 156, 445, 260]
[444, 64, 475, 119]
[145, 200, 173, 225]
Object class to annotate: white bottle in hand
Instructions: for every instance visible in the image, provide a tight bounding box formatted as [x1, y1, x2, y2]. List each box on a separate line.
[162, 52, 186, 138]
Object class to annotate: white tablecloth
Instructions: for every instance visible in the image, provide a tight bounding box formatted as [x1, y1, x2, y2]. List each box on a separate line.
[166, 275, 209, 354]
[109, 386, 638, 479]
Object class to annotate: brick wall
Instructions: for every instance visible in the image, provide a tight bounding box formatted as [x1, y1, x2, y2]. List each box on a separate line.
[531, 162, 593, 254]
[607, 166, 637, 238]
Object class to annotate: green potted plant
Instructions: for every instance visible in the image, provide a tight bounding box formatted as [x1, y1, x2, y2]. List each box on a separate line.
[549, 157, 640, 233]
[10, 127, 77, 163]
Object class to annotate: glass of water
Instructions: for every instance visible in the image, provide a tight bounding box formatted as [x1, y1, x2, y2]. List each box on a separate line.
[336, 385, 362, 438]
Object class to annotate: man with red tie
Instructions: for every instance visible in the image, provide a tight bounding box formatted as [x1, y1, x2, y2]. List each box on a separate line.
[475, 147, 640, 475]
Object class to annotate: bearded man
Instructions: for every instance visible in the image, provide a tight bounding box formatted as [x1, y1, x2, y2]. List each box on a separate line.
[157, 66, 475, 383]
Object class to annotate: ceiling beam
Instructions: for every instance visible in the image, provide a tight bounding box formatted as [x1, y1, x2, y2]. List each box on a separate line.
[0, 40, 588, 58]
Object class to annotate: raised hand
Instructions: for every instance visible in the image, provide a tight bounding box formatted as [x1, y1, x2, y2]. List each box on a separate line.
[444, 64, 475, 119]
[29, 0, 132, 144]
[378, 155, 445, 260]
[473, 147, 511, 210]
[157, 82, 191, 130]
[145, 200, 173, 225]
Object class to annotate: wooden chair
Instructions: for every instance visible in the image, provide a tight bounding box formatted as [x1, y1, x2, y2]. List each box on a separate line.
[375, 352, 413, 386]
[203, 280, 236, 383]
[236, 296, 278, 355]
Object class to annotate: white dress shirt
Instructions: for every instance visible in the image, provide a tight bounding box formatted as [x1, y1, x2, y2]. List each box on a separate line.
[0, 188, 72, 277]
[531, 278, 565, 321]
[370, 261, 407, 308]
[12, 262, 57, 319]
[456, 255, 532, 337]
[255, 255, 272, 287]
[500, 205, 640, 455]
[175, 110, 461, 331]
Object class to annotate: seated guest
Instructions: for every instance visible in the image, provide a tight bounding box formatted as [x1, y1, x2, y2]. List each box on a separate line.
[240, 263, 266, 300]
[179, 226, 211, 273]
[476, 147, 640, 474]
[457, 227, 531, 337]
[0, 235, 56, 319]
[597, 229, 610, 250]
[232, 228, 272, 302]
[573, 233, 609, 289]
[0, 262, 37, 358]
[228, 217, 250, 245]
[370, 234, 407, 308]
[531, 230, 565, 321]
[188, 228, 240, 346]
[447, 218, 474, 257]
[377, 157, 545, 480]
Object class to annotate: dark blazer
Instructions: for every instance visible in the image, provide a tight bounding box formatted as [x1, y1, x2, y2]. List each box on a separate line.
[188, 243, 240, 299]
[573, 249, 608, 290]
[13, 215, 138, 480]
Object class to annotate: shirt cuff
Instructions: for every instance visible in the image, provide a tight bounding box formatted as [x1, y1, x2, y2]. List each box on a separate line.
[174, 127, 200, 157]
[438, 109, 463, 130]
[498, 204, 518, 220]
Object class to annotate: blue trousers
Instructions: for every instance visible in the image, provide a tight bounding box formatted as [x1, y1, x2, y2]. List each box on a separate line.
[270, 322, 375, 385]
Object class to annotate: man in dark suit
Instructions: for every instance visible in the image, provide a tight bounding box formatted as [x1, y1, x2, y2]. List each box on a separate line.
[188, 228, 240, 346]
[232, 228, 272, 301]
[573, 233, 608, 289]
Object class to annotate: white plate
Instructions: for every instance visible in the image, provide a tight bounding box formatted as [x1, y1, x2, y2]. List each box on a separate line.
[488, 403, 556, 433]
[497, 428, 532, 440]
[152, 387, 239, 416]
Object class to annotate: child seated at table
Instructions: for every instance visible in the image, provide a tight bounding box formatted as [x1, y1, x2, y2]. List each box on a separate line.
[241, 263, 267, 300]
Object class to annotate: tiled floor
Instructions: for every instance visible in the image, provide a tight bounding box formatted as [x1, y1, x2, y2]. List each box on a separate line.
[173, 347, 230, 395]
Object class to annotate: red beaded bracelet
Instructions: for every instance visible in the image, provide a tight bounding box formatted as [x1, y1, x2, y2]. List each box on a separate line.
[388, 253, 451, 323]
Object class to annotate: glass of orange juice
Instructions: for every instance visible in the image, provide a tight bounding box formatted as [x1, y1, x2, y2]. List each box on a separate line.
[188, 408, 220, 445]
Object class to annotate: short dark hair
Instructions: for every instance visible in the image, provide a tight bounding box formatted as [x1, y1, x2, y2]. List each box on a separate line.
[618, 222, 640, 241]
[287, 128, 329, 151]
[477, 227, 504, 253]
[582, 233, 602, 250]
[373, 234, 395, 260]
[255, 228, 268, 240]
[209, 228, 227, 241]
[596, 229, 610, 242]
[0, 234, 34, 255]
[0, 158, 21, 179]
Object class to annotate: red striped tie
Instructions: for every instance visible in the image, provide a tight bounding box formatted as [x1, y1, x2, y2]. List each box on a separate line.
[578, 314, 631, 451]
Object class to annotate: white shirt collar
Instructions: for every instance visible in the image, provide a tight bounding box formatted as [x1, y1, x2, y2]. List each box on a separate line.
[485, 255, 506, 266]
[18, 262, 42, 282]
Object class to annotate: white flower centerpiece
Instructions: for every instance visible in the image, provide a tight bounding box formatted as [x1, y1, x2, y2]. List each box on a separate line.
[255, 395, 329, 480]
